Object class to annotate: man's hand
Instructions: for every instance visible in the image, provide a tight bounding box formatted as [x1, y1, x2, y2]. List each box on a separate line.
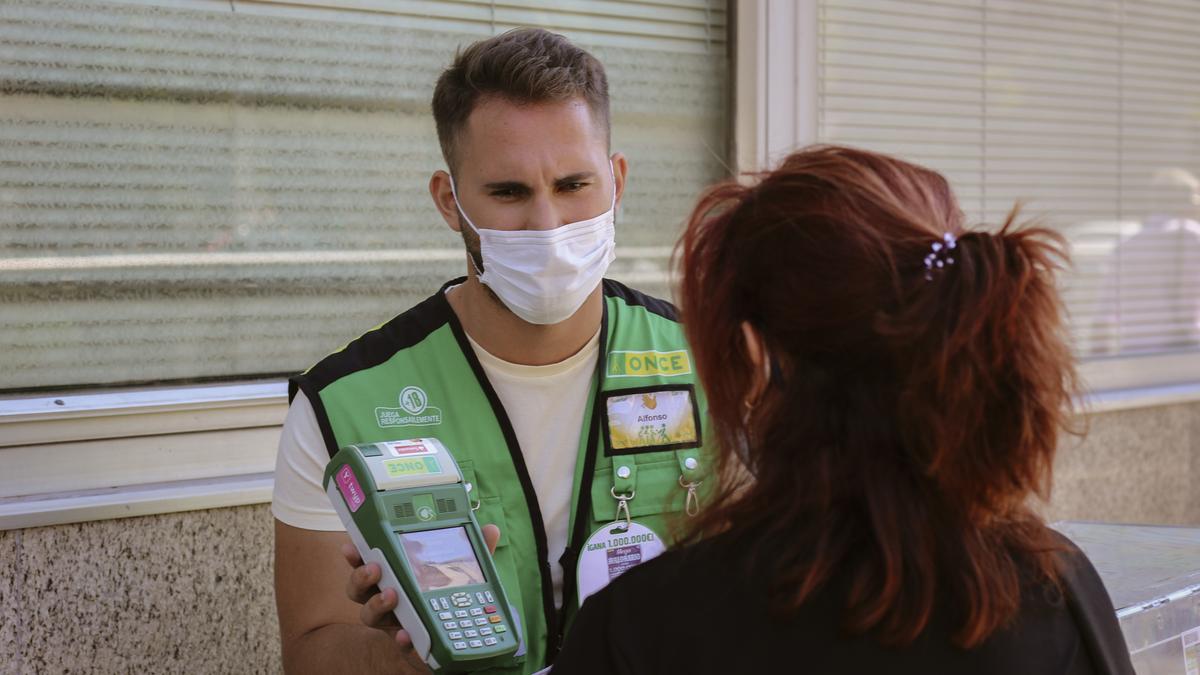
[275, 520, 417, 674]
[341, 524, 503, 645]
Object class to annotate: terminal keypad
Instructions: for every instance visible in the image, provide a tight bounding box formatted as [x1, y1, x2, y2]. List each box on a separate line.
[430, 592, 510, 654]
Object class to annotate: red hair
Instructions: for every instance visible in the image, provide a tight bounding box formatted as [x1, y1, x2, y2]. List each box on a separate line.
[677, 145, 1078, 647]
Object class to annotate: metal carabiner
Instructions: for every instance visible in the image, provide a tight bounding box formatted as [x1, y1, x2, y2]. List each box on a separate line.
[679, 476, 701, 516]
[610, 486, 636, 531]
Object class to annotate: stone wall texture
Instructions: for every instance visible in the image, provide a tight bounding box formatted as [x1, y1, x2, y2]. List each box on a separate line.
[1, 504, 279, 674]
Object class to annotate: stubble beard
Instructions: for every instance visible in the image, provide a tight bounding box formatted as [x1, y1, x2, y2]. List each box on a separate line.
[458, 216, 506, 310]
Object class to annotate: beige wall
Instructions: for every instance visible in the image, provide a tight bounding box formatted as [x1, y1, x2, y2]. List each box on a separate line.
[2, 401, 1197, 673]
[1046, 400, 1200, 525]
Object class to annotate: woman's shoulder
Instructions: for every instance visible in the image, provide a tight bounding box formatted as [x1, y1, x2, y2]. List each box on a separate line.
[1046, 527, 1118, 610]
[1045, 527, 1136, 675]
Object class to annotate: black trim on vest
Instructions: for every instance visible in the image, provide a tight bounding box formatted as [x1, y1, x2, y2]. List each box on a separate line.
[294, 377, 341, 459]
[553, 282, 684, 658]
[444, 293, 561, 666]
[553, 303, 610, 661]
[288, 278, 462, 458]
[602, 278, 679, 322]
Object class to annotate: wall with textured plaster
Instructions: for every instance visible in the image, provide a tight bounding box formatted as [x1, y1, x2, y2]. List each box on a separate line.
[1045, 400, 1200, 525]
[1, 505, 279, 674]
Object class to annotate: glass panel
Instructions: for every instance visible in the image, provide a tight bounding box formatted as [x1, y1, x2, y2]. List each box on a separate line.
[0, 0, 729, 391]
[818, 0, 1200, 364]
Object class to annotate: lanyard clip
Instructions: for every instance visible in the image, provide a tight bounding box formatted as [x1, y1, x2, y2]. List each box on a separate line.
[610, 458, 637, 531]
[610, 486, 635, 531]
[678, 476, 701, 517]
[675, 450, 703, 517]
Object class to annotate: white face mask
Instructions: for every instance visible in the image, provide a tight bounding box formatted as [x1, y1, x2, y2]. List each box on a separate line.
[449, 163, 617, 325]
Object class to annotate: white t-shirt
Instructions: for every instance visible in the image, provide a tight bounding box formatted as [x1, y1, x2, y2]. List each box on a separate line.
[271, 327, 600, 608]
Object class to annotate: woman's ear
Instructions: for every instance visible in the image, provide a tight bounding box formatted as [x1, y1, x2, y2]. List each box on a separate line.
[742, 321, 769, 405]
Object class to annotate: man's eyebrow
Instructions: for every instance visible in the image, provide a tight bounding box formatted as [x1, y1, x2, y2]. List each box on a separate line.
[482, 180, 531, 191]
[556, 172, 595, 184]
[482, 173, 596, 190]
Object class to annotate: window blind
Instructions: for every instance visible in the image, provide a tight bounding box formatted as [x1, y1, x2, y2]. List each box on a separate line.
[0, 0, 729, 390]
[818, 0, 1200, 362]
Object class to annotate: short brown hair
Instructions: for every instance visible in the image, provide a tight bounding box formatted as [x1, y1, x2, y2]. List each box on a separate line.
[432, 28, 610, 171]
[677, 145, 1078, 648]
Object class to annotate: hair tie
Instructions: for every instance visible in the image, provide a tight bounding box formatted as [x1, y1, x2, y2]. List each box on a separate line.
[923, 232, 957, 281]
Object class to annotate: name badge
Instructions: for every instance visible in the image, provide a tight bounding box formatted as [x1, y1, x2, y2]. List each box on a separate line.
[601, 385, 702, 455]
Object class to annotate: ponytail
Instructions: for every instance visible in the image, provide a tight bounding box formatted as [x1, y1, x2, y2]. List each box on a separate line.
[911, 211, 1074, 493]
[893, 209, 1078, 645]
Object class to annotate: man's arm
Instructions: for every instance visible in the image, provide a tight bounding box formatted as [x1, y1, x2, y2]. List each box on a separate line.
[274, 519, 427, 674]
[271, 391, 425, 674]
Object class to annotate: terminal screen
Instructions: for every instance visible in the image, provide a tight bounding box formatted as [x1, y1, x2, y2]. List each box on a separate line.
[400, 527, 486, 592]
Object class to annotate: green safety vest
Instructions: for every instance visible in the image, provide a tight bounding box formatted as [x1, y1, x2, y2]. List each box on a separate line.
[291, 278, 714, 673]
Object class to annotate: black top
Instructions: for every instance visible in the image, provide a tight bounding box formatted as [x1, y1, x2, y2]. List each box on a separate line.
[551, 529, 1134, 675]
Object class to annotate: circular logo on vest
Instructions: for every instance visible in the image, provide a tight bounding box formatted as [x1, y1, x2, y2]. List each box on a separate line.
[399, 386, 428, 415]
[376, 386, 443, 429]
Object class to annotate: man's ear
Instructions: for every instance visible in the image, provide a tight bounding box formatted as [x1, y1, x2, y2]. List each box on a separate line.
[610, 152, 629, 210]
[429, 170, 461, 233]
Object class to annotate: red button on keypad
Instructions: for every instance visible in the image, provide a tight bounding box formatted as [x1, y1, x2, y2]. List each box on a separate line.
[484, 605, 497, 614]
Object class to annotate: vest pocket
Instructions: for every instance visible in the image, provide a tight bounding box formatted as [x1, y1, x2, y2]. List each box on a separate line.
[458, 461, 527, 669]
[589, 452, 694, 544]
[476, 496, 528, 668]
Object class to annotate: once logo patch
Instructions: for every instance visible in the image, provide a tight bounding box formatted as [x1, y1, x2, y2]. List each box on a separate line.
[606, 350, 691, 378]
[376, 385, 444, 428]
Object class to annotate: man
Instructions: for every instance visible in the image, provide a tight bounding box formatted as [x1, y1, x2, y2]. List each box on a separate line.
[272, 28, 712, 674]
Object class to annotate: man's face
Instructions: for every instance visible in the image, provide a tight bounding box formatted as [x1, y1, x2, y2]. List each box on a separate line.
[448, 96, 620, 239]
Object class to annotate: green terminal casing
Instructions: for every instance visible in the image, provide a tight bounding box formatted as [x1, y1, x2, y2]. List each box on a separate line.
[322, 438, 522, 673]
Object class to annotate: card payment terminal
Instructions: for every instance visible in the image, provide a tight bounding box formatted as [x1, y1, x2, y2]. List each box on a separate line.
[324, 438, 522, 672]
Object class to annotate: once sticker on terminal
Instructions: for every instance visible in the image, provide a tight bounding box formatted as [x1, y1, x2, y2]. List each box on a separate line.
[383, 456, 442, 478]
[602, 385, 701, 455]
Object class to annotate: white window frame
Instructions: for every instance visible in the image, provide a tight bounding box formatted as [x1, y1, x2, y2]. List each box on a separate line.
[0, 383, 286, 530]
[3, 0, 1197, 531]
[733, 0, 1200, 410]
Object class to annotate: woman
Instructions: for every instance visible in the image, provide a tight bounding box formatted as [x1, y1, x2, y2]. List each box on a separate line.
[552, 146, 1134, 674]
